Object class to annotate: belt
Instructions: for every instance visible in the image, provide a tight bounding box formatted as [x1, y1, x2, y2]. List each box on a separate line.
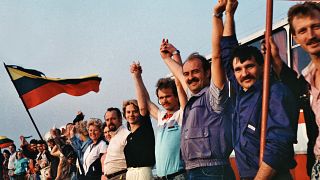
[157, 169, 186, 180]
[240, 178, 254, 180]
[106, 169, 127, 179]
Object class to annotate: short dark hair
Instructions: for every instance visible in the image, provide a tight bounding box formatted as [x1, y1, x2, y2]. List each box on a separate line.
[230, 45, 264, 69]
[102, 122, 107, 130]
[155, 77, 178, 98]
[3, 149, 11, 156]
[288, 2, 320, 35]
[106, 107, 122, 119]
[30, 139, 38, 144]
[37, 139, 46, 145]
[183, 52, 211, 73]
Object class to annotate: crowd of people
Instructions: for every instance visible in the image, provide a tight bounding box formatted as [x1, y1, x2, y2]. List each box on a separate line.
[1, 0, 320, 179]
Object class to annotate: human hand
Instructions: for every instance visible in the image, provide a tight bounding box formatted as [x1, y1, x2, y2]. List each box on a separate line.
[130, 61, 142, 76]
[213, 0, 227, 15]
[160, 39, 172, 59]
[260, 37, 282, 63]
[20, 135, 28, 145]
[226, 0, 238, 15]
[50, 129, 57, 138]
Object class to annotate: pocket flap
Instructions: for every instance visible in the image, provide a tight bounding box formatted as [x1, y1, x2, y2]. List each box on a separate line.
[185, 127, 209, 139]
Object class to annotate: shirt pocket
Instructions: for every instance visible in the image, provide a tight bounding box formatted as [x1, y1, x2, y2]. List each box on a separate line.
[184, 127, 212, 160]
[242, 124, 260, 168]
[167, 120, 179, 132]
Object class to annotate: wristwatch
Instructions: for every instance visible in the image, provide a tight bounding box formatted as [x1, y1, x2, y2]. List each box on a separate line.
[213, 11, 223, 18]
[172, 50, 180, 55]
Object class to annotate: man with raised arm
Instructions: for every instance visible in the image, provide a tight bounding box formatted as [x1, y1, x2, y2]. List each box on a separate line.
[219, 0, 298, 179]
[159, 1, 234, 179]
[288, 2, 320, 177]
[130, 42, 187, 179]
[103, 107, 130, 180]
[264, 2, 320, 177]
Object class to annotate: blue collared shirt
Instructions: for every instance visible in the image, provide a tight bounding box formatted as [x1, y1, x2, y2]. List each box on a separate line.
[221, 35, 298, 177]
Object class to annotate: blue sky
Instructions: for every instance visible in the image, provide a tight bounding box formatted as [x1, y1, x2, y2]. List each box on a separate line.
[0, 0, 300, 144]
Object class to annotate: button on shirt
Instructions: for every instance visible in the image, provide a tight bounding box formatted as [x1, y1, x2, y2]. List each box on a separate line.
[181, 82, 232, 170]
[302, 62, 320, 156]
[302, 62, 320, 127]
[155, 109, 184, 176]
[221, 35, 298, 177]
[104, 125, 130, 175]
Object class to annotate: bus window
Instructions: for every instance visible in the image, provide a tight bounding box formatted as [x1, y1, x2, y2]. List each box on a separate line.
[272, 30, 288, 65]
[245, 28, 288, 65]
[292, 40, 311, 75]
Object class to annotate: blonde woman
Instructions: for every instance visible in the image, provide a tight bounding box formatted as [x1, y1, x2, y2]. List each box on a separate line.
[122, 62, 156, 180]
[82, 118, 107, 180]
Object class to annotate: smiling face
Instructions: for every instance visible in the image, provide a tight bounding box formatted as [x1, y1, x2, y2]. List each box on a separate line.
[37, 144, 45, 153]
[182, 59, 210, 94]
[104, 110, 122, 132]
[157, 88, 179, 113]
[88, 125, 101, 143]
[292, 10, 320, 57]
[124, 104, 140, 125]
[103, 126, 112, 142]
[232, 57, 262, 91]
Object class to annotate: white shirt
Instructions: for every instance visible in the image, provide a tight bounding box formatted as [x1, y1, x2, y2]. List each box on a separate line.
[104, 125, 130, 175]
[8, 152, 16, 169]
[83, 140, 107, 175]
[157, 108, 183, 126]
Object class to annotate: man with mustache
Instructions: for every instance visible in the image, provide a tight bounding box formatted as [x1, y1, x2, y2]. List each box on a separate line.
[288, 3, 320, 178]
[159, 1, 236, 179]
[266, 2, 320, 177]
[103, 107, 130, 180]
[218, 0, 298, 179]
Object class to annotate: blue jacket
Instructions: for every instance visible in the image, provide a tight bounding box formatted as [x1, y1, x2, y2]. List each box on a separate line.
[221, 35, 298, 177]
[181, 86, 233, 170]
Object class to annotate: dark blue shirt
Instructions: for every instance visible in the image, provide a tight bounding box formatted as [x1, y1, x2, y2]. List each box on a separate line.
[221, 35, 298, 178]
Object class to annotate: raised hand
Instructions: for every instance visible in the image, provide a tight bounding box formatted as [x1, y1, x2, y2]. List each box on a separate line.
[213, 0, 227, 15]
[226, 0, 238, 15]
[130, 61, 142, 77]
[160, 39, 172, 59]
[260, 37, 283, 77]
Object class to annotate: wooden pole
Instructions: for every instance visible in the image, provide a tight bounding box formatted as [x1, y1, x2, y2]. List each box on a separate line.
[3, 62, 44, 141]
[260, 0, 273, 164]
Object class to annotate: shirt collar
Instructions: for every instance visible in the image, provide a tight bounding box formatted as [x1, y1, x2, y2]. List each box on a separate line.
[302, 61, 317, 85]
[191, 86, 209, 97]
[239, 79, 263, 94]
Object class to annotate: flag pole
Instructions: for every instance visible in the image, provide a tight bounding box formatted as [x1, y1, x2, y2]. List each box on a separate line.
[3, 62, 44, 141]
[260, 0, 273, 164]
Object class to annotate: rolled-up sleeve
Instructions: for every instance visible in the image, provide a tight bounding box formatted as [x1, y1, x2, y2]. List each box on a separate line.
[209, 82, 228, 113]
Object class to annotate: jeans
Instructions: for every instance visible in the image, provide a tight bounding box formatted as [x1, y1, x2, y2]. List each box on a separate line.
[187, 165, 235, 180]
